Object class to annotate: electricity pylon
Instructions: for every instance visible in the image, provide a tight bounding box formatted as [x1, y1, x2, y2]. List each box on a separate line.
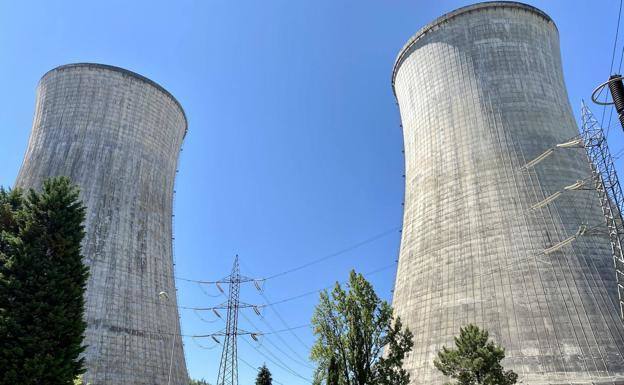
[580, 101, 624, 320]
[216, 255, 262, 385]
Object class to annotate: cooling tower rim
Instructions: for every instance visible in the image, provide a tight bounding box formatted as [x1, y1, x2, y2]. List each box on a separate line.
[40, 63, 188, 137]
[391, 1, 556, 93]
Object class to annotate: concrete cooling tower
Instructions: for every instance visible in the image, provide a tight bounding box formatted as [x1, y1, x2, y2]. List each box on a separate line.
[16, 63, 188, 384]
[392, 2, 624, 384]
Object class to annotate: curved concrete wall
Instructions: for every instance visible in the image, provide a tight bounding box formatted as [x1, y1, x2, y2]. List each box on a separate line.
[392, 3, 624, 384]
[16, 63, 188, 385]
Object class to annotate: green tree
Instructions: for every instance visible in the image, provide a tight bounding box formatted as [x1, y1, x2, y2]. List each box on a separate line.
[434, 324, 518, 385]
[327, 356, 339, 385]
[188, 378, 211, 385]
[0, 177, 89, 385]
[311, 270, 413, 385]
[255, 364, 272, 385]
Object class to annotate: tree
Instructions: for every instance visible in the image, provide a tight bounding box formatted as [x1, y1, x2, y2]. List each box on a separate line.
[255, 364, 272, 385]
[434, 324, 518, 385]
[310, 270, 413, 385]
[0, 177, 89, 385]
[327, 356, 339, 385]
[188, 378, 211, 385]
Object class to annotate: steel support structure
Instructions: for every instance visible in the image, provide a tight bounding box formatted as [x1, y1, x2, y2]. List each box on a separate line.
[580, 101, 624, 319]
[216, 257, 242, 385]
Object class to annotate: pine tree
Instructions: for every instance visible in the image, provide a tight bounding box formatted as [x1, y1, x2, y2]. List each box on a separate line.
[0, 177, 89, 385]
[255, 364, 272, 385]
[434, 324, 518, 385]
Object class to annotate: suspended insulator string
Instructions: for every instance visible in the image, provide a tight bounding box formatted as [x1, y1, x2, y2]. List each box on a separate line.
[190, 336, 219, 350]
[191, 324, 311, 339]
[191, 262, 397, 311]
[223, 286, 315, 370]
[239, 259, 314, 354]
[253, 326, 314, 370]
[82, 261, 397, 314]
[193, 309, 220, 324]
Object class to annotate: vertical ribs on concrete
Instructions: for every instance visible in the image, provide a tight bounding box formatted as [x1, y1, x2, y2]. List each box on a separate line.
[16, 63, 188, 385]
[391, 2, 624, 384]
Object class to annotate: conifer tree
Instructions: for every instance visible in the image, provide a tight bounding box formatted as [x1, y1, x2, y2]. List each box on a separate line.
[434, 324, 518, 385]
[255, 364, 272, 385]
[0, 177, 89, 385]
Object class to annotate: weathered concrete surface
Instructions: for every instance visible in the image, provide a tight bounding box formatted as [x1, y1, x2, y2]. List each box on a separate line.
[392, 2, 624, 384]
[16, 63, 188, 385]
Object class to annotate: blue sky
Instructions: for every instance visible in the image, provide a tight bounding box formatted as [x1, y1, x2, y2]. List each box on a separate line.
[1, 1, 623, 384]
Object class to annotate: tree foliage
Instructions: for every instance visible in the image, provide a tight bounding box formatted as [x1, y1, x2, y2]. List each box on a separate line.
[255, 364, 272, 385]
[327, 356, 339, 385]
[311, 270, 413, 385]
[434, 324, 518, 385]
[0, 177, 89, 385]
[188, 378, 211, 385]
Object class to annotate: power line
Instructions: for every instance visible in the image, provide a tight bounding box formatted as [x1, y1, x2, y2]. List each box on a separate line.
[238, 352, 288, 385]
[260, 290, 312, 351]
[250, 305, 313, 368]
[618, 0, 624, 73]
[216, 274, 315, 371]
[263, 227, 400, 281]
[604, 0, 623, 138]
[191, 262, 397, 312]
[611, 0, 623, 74]
[239, 308, 313, 370]
[197, 341, 290, 385]
[177, 226, 401, 285]
[80, 225, 401, 289]
[191, 324, 311, 338]
[238, 259, 314, 360]
[205, 264, 316, 382]
[240, 336, 313, 384]
[216, 256, 264, 385]
[83, 261, 397, 319]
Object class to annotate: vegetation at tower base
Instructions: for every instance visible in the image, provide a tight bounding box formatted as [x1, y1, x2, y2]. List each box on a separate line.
[0, 177, 88, 385]
[310, 270, 413, 385]
[255, 364, 272, 385]
[434, 324, 518, 385]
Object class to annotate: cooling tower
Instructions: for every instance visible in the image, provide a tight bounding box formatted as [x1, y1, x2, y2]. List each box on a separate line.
[392, 2, 624, 384]
[16, 63, 188, 384]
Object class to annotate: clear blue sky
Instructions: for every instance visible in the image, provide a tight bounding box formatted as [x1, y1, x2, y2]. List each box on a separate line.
[1, 1, 623, 384]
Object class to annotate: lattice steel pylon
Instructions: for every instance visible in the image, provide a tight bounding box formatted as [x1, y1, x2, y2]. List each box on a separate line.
[216, 256, 242, 385]
[580, 101, 624, 319]
[216, 255, 261, 385]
